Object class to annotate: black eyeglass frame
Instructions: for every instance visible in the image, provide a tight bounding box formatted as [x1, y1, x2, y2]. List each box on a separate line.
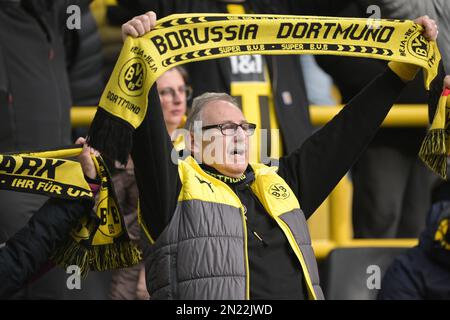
[201, 122, 257, 136]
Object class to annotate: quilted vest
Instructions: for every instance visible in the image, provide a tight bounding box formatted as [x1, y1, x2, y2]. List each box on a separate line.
[143, 156, 324, 300]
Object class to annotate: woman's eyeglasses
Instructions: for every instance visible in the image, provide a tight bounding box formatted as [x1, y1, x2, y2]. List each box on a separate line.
[158, 85, 193, 101]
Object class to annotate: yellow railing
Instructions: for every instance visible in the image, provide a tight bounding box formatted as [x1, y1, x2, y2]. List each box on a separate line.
[71, 104, 426, 258]
[310, 105, 429, 127]
[72, 105, 430, 127]
[71, 107, 97, 127]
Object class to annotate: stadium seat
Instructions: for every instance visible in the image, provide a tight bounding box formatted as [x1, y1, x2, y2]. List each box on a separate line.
[321, 247, 407, 300]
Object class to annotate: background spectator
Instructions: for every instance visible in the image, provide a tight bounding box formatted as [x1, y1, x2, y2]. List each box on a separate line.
[300, 55, 337, 107]
[378, 176, 450, 299]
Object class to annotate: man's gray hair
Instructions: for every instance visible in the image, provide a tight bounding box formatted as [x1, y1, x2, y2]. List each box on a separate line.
[185, 92, 239, 132]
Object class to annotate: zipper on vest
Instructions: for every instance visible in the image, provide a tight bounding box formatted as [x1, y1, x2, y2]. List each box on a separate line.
[244, 184, 271, 247]
[242, 209, 269, 247]
[238, 203, 251, 300]
[245, 183, 318, 300]
[252, 230, 268, 247]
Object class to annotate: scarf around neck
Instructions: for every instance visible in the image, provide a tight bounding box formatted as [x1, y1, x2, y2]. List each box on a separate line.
[200, 163, 254, 186]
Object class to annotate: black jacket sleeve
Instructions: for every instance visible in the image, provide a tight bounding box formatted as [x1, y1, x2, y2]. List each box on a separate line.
[131, 87, 181, 241]
[0, 198, 91, 298]
[277, 68, 406, 219]
[377, 248, 425, 300]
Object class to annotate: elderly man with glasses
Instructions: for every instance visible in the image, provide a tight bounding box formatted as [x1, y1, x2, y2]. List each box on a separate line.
[124, 12, 441, 300]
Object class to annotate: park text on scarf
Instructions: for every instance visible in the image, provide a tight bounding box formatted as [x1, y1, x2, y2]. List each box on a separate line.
[0, 146, 141, 276]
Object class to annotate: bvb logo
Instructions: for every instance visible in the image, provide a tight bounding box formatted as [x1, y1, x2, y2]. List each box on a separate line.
[269, 183, 290, 199]
[118, 58, 146, 96]
[71, 216, 95, 241]
[407, 31, 429, 60]
[97, 197, 122, 238]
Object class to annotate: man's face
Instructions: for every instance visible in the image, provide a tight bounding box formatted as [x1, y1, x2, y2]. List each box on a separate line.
[194, 100, 250, 178]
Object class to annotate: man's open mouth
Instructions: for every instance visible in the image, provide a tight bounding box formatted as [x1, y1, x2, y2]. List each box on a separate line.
[231, 148, 245, 156]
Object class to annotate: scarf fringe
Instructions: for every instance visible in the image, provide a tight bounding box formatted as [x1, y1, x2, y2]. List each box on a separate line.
[87, 108, 133, 165]
[90, 241, 142, 272]
[50, 238, 142, 277]
[50, 238, 91, 277]
[419, 128, 448, 179]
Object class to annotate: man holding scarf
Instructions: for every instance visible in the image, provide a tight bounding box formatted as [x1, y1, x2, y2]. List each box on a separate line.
[117, 0, 327, 163]
[123, 12, 441, 299]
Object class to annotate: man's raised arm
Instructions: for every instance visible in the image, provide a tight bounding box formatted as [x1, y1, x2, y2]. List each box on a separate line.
[278, 16, 439, 219]
[123, 12, 182, 242]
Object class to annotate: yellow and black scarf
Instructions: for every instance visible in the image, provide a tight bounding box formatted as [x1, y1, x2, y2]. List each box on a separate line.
[419, 88, 450, 179]
[87, 13, 444, 169]
[0, 146, 141, 276]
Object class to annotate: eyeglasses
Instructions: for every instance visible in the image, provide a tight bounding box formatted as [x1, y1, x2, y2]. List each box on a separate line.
[202, 122, 257, 136]
[158, 85, 193, 101]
